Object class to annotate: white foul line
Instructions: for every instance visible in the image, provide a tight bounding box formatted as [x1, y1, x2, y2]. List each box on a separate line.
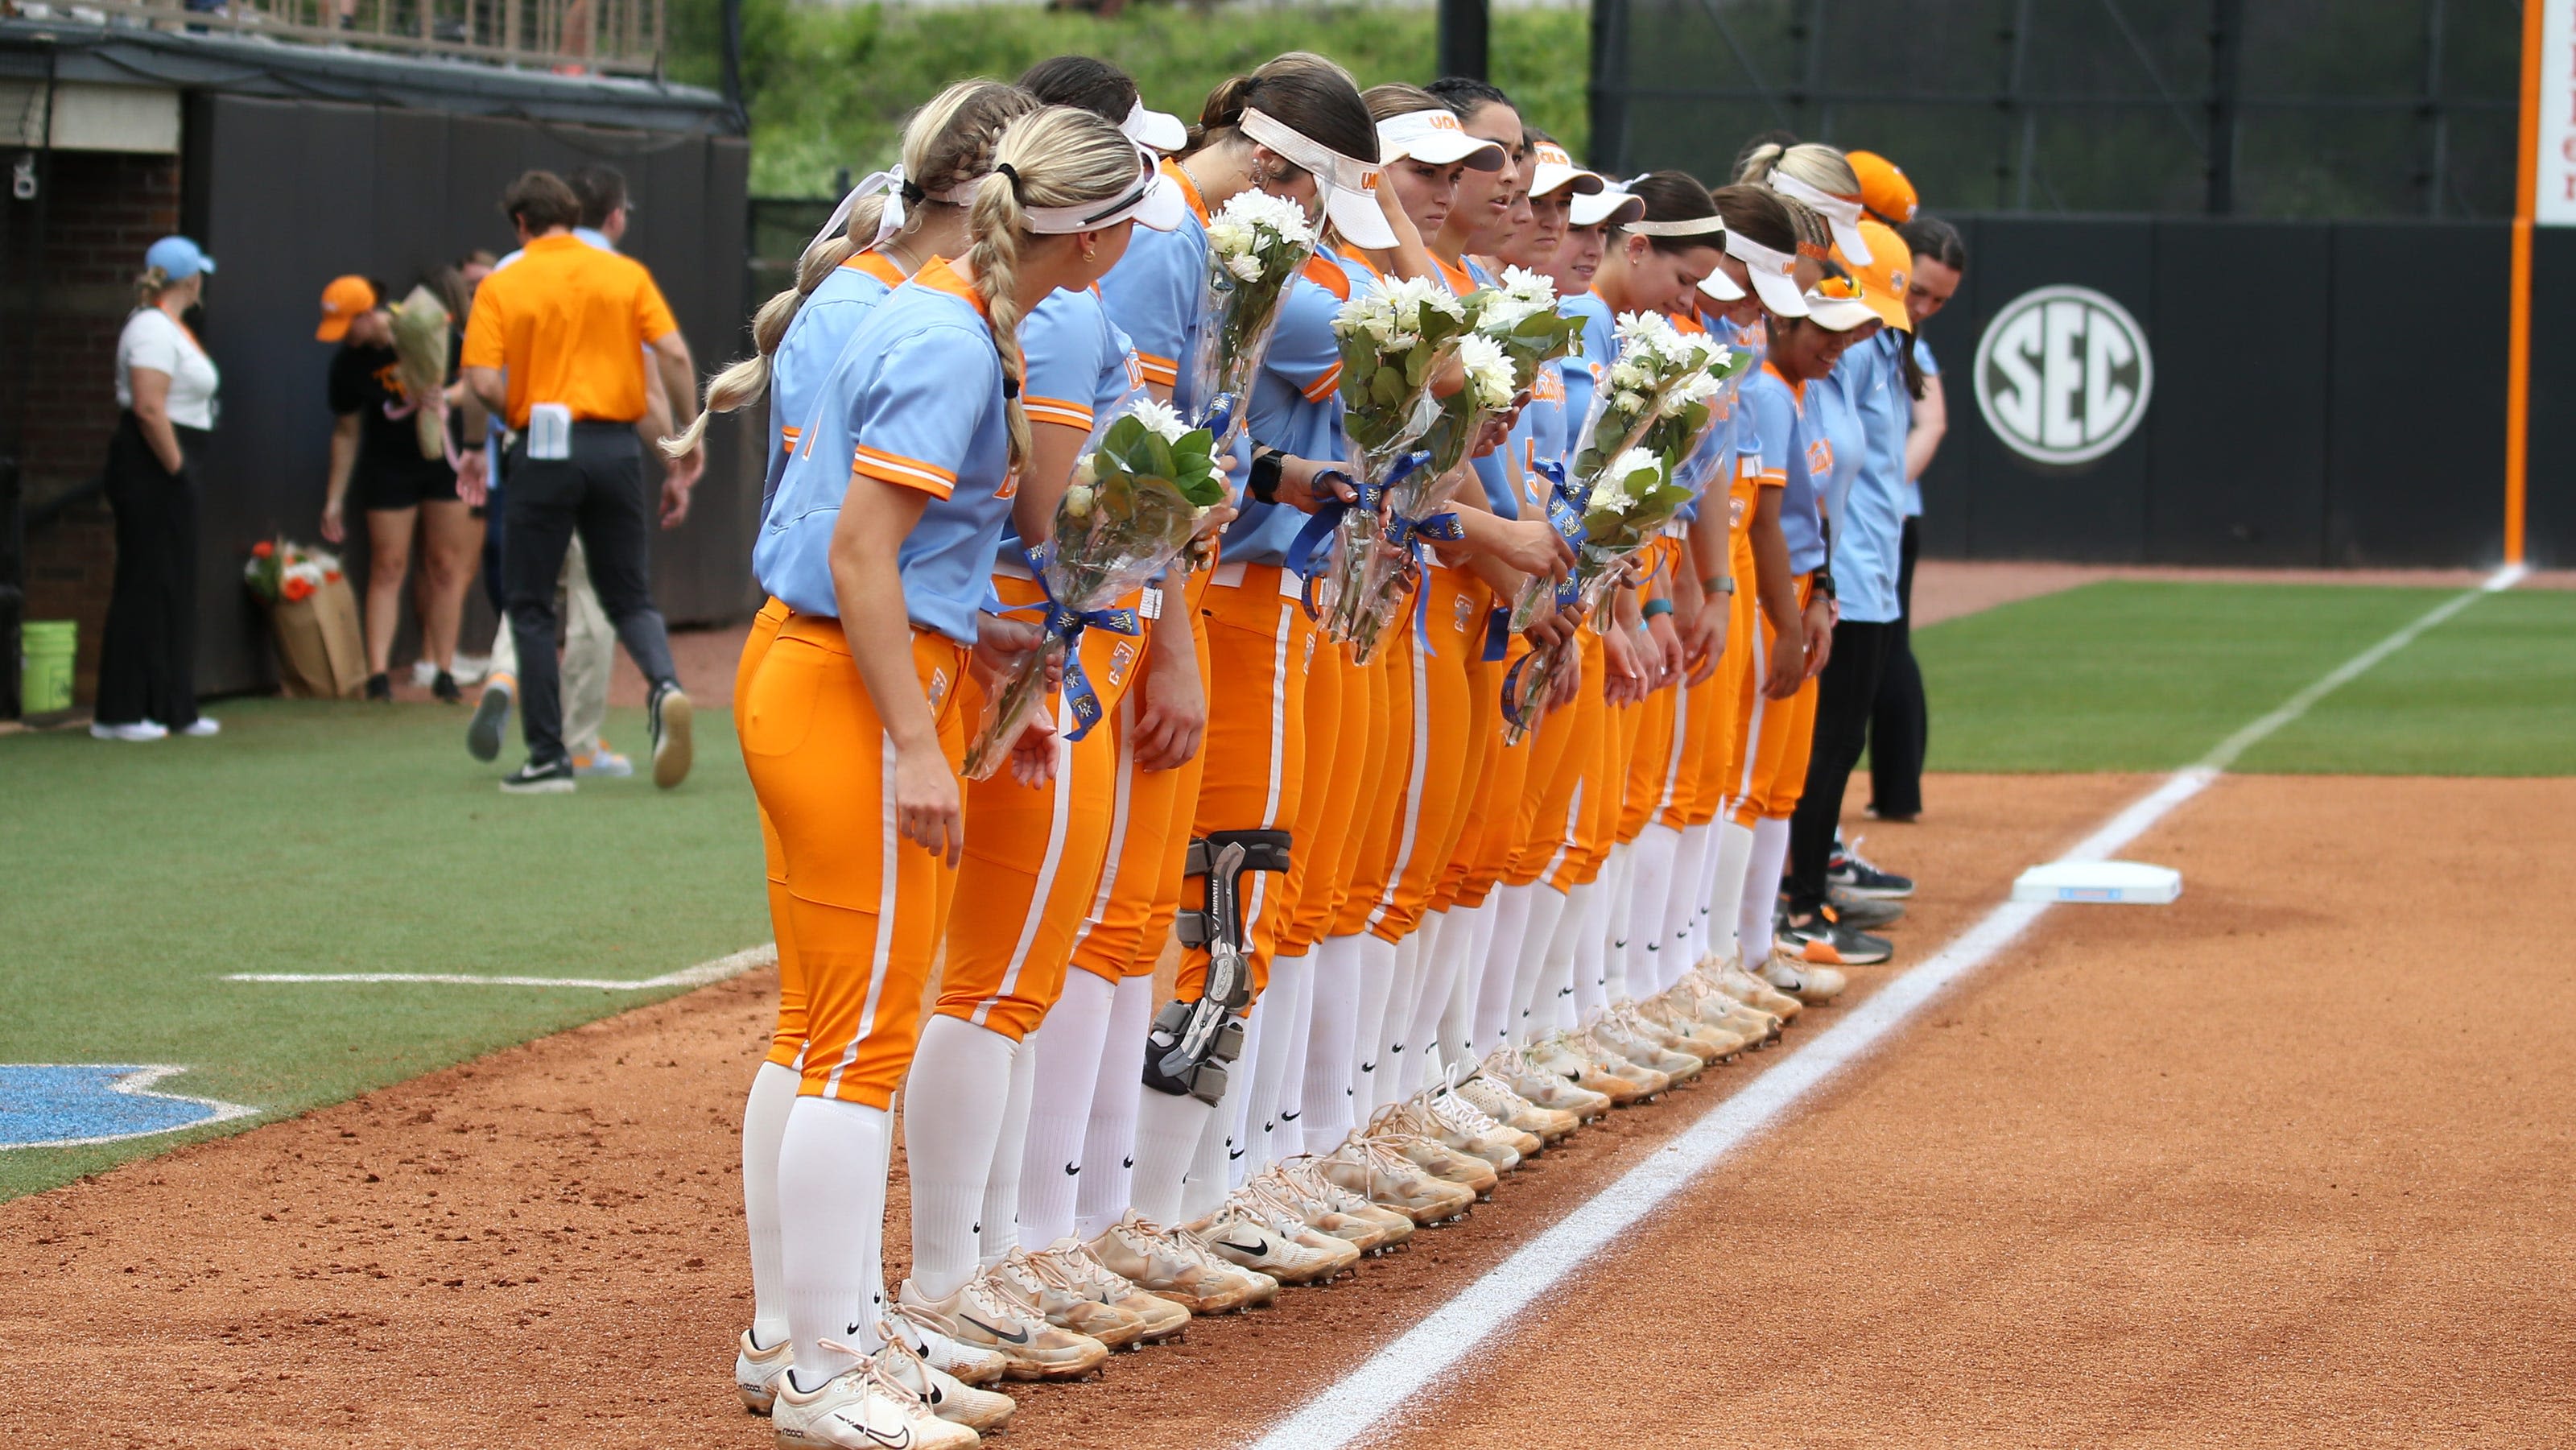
[223, 943, 777, 992]
[1243, 565, 2520, 1450]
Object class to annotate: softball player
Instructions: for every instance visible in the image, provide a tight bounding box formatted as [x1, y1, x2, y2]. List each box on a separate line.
[741, 107, 1177, 1450]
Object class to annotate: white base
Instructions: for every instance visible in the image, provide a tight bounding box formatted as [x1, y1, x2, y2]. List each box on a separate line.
[2011, 860, 2182, 905]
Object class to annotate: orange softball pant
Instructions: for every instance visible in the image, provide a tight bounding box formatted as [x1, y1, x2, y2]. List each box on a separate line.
[739, 613, 968, 1106]
[1726, 573, 1820, 827]
[1530, 627, 1608, 891]
[1067, 595, 1213, 984]
[1356, 562, 1480, 944]
[1175, 564, 1311, 1003]
[1318, 646, 1397, 943]
[741, 597, 807, 1071]
[1274, 624, 1352, 960]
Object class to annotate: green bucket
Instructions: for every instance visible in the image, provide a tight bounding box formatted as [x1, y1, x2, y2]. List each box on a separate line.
[21, 619, 76, 715]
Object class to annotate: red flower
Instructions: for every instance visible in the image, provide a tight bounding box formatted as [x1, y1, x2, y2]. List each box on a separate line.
[252, 540, 276, 559]
[281, 575, 316, 602]
[323, 569, 342, 584]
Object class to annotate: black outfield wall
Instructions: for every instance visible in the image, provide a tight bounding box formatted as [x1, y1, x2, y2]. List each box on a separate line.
[1916, 216, 2568, 569]
[179, 93, 751, 696]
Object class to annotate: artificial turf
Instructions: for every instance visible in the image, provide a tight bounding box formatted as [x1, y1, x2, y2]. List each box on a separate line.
[0, 696, 767, 1200]
[1913, 580, 2576, 776]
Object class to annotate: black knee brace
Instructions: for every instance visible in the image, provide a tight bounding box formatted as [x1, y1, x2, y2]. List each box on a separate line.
[1143, 829, 1290, 1102]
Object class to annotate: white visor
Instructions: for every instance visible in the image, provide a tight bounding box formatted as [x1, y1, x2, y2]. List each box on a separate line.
[1569, 188, 1646, 228]
[1527, 142, 1606, 198]
[1122, 96, 1189, 155]
[1769, 170, 1872, 266]
[1726, 229, 1806, 317]
[1697, 267, 1746, 303]
[1237, 107, 1396, 251]
[1377, 109, 1507, 171]
[1018, 149, 1187, 235]
[1800, 285, 1880, 332]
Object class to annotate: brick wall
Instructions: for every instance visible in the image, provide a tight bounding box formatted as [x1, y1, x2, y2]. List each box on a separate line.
[15, 151, 184, 704]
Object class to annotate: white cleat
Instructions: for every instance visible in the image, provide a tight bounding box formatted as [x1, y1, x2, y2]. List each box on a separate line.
[874, 1324, 1016, 1433]
[1761, 955, 1847, 1004]
[889, 1306, 1011, 1387]
[737, 1329, 791, 1415]
[769, 1344, 980, 1450]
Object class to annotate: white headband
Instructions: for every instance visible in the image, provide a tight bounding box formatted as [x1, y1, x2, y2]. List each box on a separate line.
[1768, 169, 1862, 229]
[1236, 106, 1378, 194]
[1725, 229, 1797, 279]
[1625, 215, 1725, 239]
[1013, 147, 1175, 234]
[806, 165, 983, 257]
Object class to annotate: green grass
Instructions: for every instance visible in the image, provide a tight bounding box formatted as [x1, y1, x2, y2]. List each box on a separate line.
[667, 0, 1591, 197]
[1913, 580, 2576, 776]
[0, 697, 766, 1200]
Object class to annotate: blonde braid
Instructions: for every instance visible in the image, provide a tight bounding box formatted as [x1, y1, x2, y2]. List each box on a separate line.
[965, 169, 1033, 474]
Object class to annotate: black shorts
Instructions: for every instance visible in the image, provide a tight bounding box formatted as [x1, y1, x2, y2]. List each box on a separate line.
[353, 462, 461, 512]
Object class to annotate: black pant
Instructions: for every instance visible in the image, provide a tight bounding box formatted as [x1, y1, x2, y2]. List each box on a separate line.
[1868, 518, 1928, 820]
[1787, 616, 1896, 912]
[502, 423, 676, 764]
[96, 414, 208, 728]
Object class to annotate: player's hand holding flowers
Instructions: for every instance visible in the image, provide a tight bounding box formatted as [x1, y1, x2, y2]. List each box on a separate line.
[1190, 190, 1319, 448]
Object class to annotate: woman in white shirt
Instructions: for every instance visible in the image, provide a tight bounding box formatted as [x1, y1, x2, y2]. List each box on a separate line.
[96, 235, 222, 742]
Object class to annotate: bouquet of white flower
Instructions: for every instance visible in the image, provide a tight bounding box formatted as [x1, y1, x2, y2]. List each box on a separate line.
[1310, 275, 1482, 662]
[1498, 448, 1699, 743]
[1187, 190, 1319, 452]
[1472, 266, 1587, 397]
[962, 397, 1228, 780]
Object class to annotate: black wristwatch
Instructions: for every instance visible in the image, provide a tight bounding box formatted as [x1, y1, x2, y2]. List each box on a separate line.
[1247, 448, 1283, 505]
[1810, 568, 1837, 602]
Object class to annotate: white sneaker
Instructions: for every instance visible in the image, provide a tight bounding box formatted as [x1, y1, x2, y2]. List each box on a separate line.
[179, 717, 220, 737]
[411, 659, 440, 688]
[448, 654, 489, 686]
[898, 1274, 1108, 1382]
[1761, 956, 1848, 1004]
[736, 1329, 791, 1414]
[873, 1327, 1015, 1432]
[889, 1306, 1010, 1387]
[769, 1348, 979, 1450]
[89, 721, 167, 742]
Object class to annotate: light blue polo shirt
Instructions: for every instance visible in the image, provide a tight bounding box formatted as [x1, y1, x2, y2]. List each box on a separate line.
[1000, 286, 1142, 564]
[1741, 363, 1830, 577]
[1227, 253, 1367, 565]
[755, 264, 1013, 645]
[1820, 330, 1907, 623]
[1902, 336, 1939, 518]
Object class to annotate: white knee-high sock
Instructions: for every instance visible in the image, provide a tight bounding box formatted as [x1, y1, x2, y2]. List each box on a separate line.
[1180, 1024, 1253, 1222]
[1302, 935, 1363, 1155]
[1626, 824, 1681, 1000]
[1659, 823, 1711, 994]
[978, 1026, 1038, 1267]
[1708, 820, 1757, 969]
[1274, 949, 1319, 1159]
[900, 1015, 1018, 1300]
[1073, 973, 1155, 1241]
[1399, 911, 1460, 1099]
[1351, 933, 1400, 1113]
[1738, 816, 1793, 970]
[1569, 881, 1608, 1022]
[1438, 899, 1492, 1071]
[1682, 822, 1719, 968]
[777, 1095, 892, 1387]
[1018, 970, 1117, 1250]
[1220, 994, 1267, 1191]
[741, 1060, 799, 1349]
[1600, 845, 1634, 1006]
[1129, 1084, 1210, 1229]
[1372, 932, 1422, 1109]
[1510, 884, 1569, 1047]
[1245, 952, 1311, 1180]
[1534, 882, 1590, 1035]
[1473, 884, 1534, 1055]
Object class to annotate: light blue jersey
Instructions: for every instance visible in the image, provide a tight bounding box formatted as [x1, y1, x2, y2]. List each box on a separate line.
[1827, 328, 1910, 623]
[1099, 163, 1212, 415]
[1901, 336, 1938, 518]
[755, 261, 1013, 645]
[1742, 363, 1831, 577]
[1228, 251, 1368, 565]
[766, 252, 906, 520]
[1002, 286, 1144, 562]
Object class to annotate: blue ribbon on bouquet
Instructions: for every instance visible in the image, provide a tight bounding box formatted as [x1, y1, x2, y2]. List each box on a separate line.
[1534, 459, 1591, 610]
[1286, 451, 1422, 618]
[997, 545, 1140, 742]
[1387, 499, 1467, 655]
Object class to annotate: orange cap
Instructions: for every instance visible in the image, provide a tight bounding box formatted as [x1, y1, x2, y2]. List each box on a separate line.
[316, 275, 378, 342]
[1843, 220, 1913, 332]
[1847, 151, 1918, 225]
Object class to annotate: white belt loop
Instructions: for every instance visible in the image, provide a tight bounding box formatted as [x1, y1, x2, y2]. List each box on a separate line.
[1209, 560, 1249, 589]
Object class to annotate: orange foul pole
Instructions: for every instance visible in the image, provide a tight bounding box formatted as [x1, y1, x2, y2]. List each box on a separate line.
[2508, 0, 2545, 566]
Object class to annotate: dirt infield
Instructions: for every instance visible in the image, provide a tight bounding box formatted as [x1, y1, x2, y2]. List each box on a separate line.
[0, 771, 2122, 1448]
[36, 769, 2574, 1447]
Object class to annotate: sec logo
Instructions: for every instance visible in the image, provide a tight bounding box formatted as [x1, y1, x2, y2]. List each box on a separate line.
[1972, 285, 2153, 466]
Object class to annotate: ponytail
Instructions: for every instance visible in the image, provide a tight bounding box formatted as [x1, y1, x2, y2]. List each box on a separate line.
[663, 80, 1037, 459]
[1187, 52, 1375, 174]
[966, 167, 1034, 475]
[134, 264, 171, 309]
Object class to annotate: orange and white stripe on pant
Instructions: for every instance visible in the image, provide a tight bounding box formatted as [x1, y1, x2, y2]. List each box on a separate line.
[1274, 632, 1352, 960]
[1449, 628, 1538, 911]
[1067, 595, 1214, 983]
[935, 572, 1138, 1041]
[1358, 562, 1481, 944]
[1313, 645, 1396, 944]
[1725, 573, 1820, 826]
[1531, 627, 1609, 892]
[1175, 563, 1309, 1003]
[741, 613, 969, 1105]
[740, 596, 807, 1071]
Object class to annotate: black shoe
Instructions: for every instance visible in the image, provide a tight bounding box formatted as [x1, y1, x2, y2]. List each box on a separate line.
[1827, 835, 1913, 899]
[499, 758, 577, 795]
[1776, 909, 1893, 966]
[365, 671, 394, 702]
[648, 681, 694, 789]
[1825, 890, 1905, 931]
[431, 670, 461, 704]
[467, 678, 513, 762]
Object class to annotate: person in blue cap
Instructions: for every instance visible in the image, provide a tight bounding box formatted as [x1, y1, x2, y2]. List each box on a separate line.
[95, 236, 221, 743]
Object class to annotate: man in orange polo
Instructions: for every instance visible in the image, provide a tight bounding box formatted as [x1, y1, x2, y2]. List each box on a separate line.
[462, 170, 704, 795]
